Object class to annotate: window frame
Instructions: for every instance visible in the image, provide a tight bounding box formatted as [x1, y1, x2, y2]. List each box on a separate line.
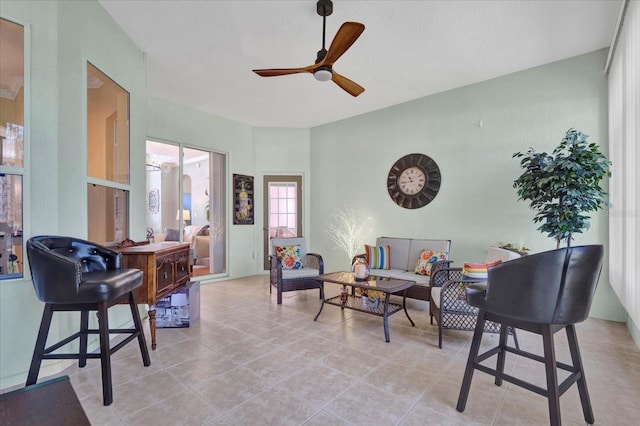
[0, 16, 29, 281]
[86, 61, 131, 244]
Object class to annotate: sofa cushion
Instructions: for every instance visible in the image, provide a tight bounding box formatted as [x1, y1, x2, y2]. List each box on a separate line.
[369, 268, 401, 278]
[369, 269, 429, 286]
[165, 228, 180, 241]
[365, 245, 391, 269]
[414, 250, 448, 276]
[281, 267, 320, 279]
[275, 245, 303, 270]
[377, 237, 411, 270]
[391, 270, 430, 286]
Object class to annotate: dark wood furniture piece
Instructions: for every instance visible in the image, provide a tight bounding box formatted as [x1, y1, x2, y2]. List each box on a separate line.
[118, 242, 191, 350]
[0, 376, 90, 425]
[457, 245, 604, 426]
[26, 236, 150, 406]
[314, 271, 415, 342]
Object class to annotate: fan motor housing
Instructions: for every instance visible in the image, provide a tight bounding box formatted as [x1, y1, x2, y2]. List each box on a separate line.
[317, 0, 333, 17]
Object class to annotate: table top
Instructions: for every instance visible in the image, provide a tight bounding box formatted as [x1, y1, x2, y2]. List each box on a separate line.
[317, 271, 415, 293]
[118, 241, 191, 254]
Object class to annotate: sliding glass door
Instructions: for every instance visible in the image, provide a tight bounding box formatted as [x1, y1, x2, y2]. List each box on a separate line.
[146, 140, 226, 276]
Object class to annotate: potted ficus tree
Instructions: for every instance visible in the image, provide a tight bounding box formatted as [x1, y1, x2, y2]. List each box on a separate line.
[513, 128, 611, 248]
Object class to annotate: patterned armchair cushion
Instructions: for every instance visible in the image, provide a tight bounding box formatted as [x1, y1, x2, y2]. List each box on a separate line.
[275, 245, 303, 270]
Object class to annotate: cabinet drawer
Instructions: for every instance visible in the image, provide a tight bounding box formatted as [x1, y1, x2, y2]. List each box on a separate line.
[156, 256, 174, 292]
[175, 251, 190, 285]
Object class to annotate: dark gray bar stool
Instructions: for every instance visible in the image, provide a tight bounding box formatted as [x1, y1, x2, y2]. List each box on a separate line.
[26, 235, 151, 406]
[456, 245, 604, 426]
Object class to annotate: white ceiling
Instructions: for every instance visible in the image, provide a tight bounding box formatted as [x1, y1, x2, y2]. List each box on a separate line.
[98, 0, 621, 129]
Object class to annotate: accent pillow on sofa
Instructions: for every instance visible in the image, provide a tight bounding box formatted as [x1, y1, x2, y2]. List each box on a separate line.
[365, 245, 391, 270]
[165, 228, 181, 241]
[414, 250, 448, 276]
[275, 245, 303, 270]
[462, 260, 502, 279]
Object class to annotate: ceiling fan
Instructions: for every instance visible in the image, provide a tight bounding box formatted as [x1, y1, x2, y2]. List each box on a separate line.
[252, 0, 365, 97]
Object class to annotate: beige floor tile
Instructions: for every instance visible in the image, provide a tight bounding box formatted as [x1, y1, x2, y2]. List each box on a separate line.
[192, 367, 274, 412]
[326, 381, 414, 426]
[302, 410, 353, 426]
[120, 391, 222, 425]
[227, 386, 320, 425]
[399, 404, 472, 426]
[166, 350, 238, 387]
[110, 371, 189, 417]
[26, 275, 639, 426]
[273, 363, 356, 409]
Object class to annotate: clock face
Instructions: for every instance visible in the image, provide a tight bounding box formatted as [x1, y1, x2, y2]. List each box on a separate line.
[387, 154, 441, 209]
[398, 167, 426, 195]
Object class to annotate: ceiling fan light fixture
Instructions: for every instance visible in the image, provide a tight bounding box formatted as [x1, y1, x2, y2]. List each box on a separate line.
[314, 67, 332, 82]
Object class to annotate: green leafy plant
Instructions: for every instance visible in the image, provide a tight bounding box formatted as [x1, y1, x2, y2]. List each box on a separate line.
[513, 128, 611, 248]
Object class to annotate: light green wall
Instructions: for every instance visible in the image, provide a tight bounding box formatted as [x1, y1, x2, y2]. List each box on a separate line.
[309, 49, 626, 323]
[0, 0, 146, 389]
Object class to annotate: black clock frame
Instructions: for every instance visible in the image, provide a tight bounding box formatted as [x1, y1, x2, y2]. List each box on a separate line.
[387, 153, 441, 209]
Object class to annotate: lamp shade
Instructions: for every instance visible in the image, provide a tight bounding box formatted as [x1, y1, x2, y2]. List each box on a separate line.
[176, 209, 191, 221]
[170, 292, 189, 307]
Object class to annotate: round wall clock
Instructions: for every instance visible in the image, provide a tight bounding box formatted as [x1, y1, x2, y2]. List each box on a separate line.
[387, 153, 441, 209]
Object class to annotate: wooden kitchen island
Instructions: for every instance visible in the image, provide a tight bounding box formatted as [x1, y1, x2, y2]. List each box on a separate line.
[118, 242, 191, 349]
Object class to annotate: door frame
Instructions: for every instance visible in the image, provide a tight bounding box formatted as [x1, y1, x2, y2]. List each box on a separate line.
[263, 175, 303, 270]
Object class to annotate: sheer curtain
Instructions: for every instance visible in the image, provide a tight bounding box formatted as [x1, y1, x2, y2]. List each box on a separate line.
[607, 0, 639, 330]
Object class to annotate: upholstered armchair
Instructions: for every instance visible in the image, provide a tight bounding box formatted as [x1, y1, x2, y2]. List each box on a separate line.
[429, 247, 521, 348]
[268, 237, 324, 304]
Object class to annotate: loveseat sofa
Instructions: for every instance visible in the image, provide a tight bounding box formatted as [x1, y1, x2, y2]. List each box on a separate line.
[356, 237, 452, 301]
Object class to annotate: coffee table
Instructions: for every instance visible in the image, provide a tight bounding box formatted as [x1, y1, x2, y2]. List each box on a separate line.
[314, 271, 416, 342]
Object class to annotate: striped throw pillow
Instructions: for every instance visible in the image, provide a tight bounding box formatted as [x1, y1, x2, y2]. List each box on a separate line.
[462, 260, 502, 279]
[365, 245, 391, 270]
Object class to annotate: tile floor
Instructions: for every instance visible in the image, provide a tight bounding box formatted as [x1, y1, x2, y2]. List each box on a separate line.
[33, 276, 640, 425]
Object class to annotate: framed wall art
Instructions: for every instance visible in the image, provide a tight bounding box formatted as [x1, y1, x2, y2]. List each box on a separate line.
[233, 174, 254, 225]
[148, 188, 160, 214]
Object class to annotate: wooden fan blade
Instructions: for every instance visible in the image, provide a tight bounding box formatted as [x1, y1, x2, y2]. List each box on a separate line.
[252, 66, 314, 77]
[322, 22, 365, 66]
[332, 71, 365, 97]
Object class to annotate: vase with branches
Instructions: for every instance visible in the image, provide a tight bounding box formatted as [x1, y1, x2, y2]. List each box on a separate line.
[513, 128, 611, 248]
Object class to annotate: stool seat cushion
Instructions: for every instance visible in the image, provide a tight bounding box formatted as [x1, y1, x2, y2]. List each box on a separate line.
[77, 269, 143, 303]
